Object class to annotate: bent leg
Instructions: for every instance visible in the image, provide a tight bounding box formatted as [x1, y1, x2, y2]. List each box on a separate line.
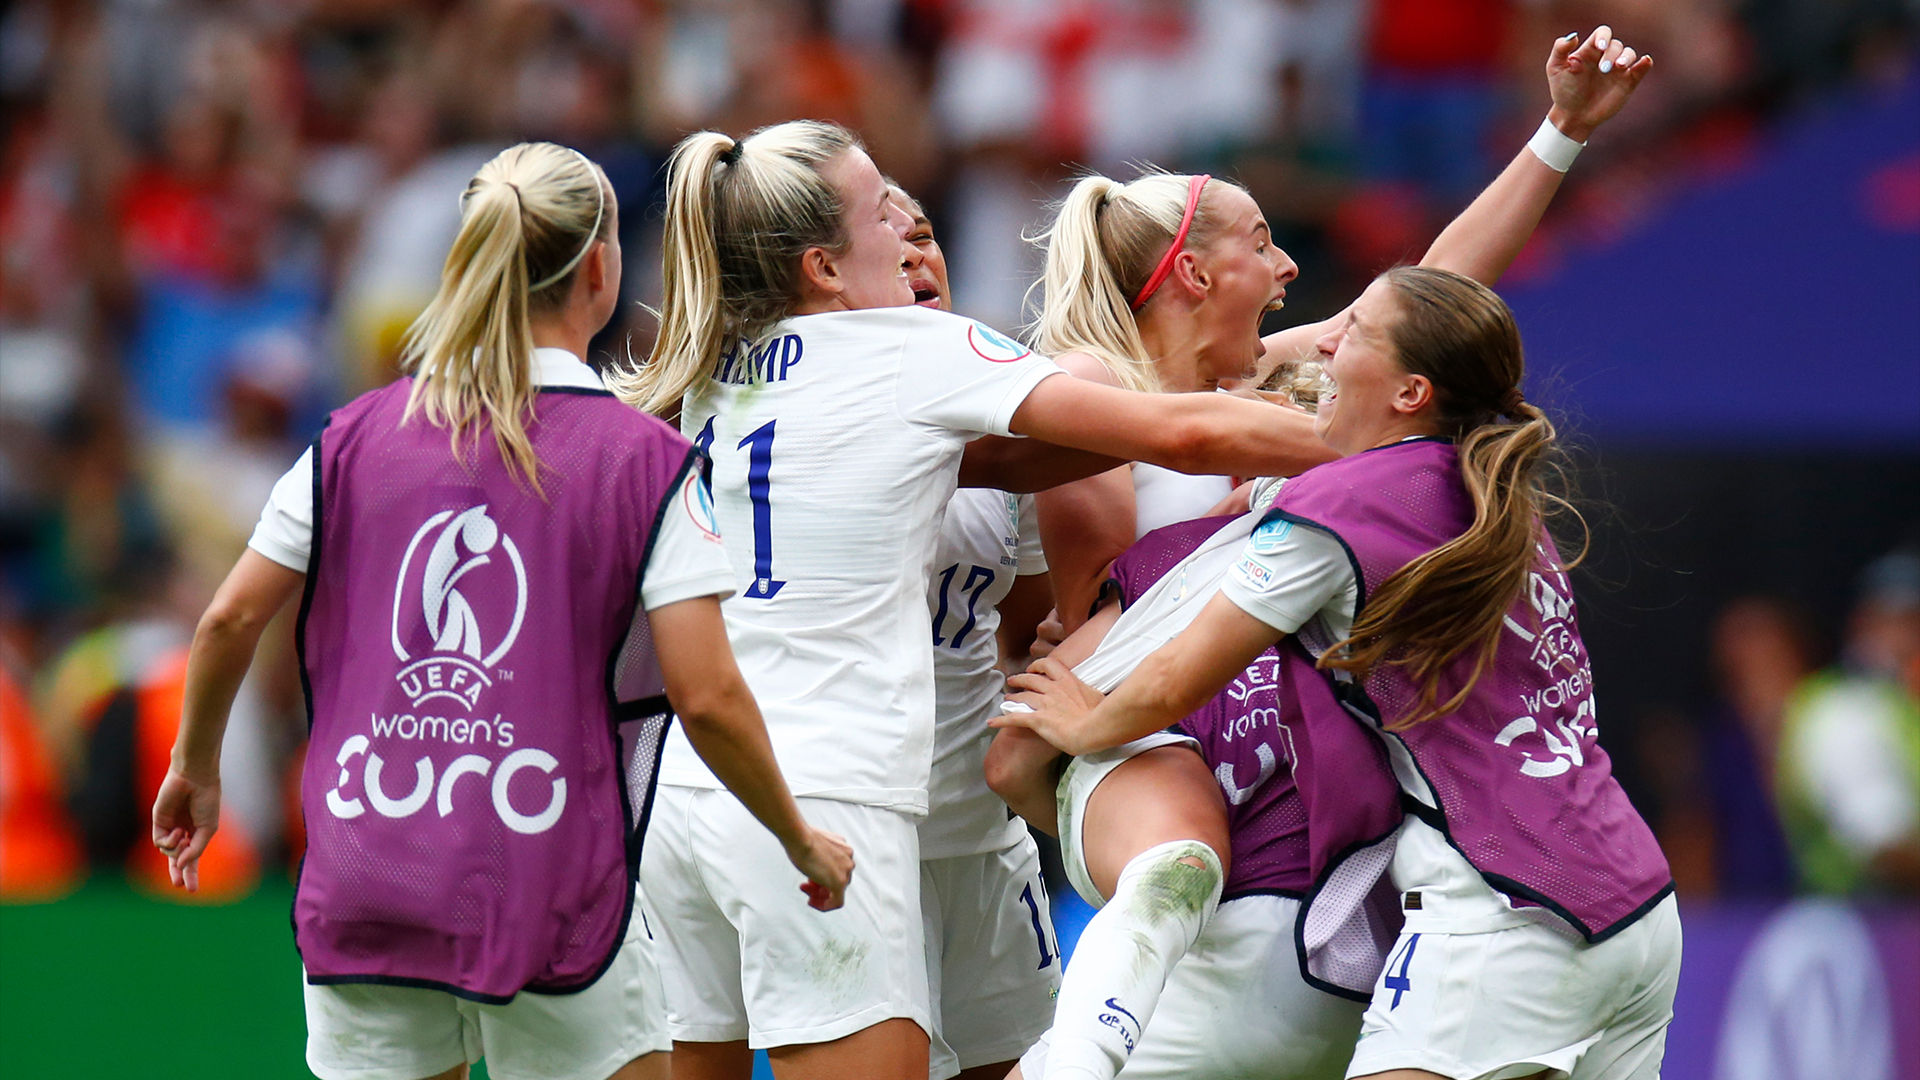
[1040, 747, 1230, 1080]
[1079, 746, 1229, 900]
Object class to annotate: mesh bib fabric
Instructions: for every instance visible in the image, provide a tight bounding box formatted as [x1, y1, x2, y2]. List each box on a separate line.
[1109, 515, 1405, 999]
[295, 381, 695, 1002]
[1270, 439, 1673, 941]
[1112, 516, 1310, 897]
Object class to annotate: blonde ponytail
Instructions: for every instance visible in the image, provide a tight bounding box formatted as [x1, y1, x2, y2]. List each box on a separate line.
[1031, 170, 1233, 394]
[399, 142, 611, 492]
[610, 121, 859, 418]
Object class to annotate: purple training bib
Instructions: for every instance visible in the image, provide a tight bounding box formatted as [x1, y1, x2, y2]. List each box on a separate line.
[295, 380, 697, 1002]
[1269, 438, 1673, 942]
[1111, 516, 1404, 999]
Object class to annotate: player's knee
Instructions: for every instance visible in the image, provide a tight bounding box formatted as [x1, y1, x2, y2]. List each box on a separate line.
[1114, 839, 1224, 926]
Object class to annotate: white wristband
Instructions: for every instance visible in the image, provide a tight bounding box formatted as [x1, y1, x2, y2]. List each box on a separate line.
[1527, 117, 1585, 173]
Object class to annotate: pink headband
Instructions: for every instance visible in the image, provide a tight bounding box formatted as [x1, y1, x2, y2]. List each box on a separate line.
[1130, 173, 1211, 312]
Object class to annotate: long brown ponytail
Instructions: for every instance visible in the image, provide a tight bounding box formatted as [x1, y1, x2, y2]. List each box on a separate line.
[1320, 266, 1586, 729]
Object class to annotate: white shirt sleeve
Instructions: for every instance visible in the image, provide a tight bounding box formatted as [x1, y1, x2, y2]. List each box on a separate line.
[895, 312, 1063, 438]
[640, 467, 738, 610]
[1015, 494, 1048, 576]
[247, 446, 315, 573]
[1219, 515, 1357, 638]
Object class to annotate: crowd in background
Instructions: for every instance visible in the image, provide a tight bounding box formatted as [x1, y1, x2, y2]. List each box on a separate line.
[1, 0, 1915, 904]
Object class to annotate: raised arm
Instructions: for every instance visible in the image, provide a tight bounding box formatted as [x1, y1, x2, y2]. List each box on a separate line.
[1256, 25, 1653, 378]
[1423, 26, 1652, 280]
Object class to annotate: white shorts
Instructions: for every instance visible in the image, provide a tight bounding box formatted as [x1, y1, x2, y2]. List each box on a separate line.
[922, 833, 1063, 1078]
[1020, 894, 1365, 1079]
[1056, 731, 1202, 905]
[1346, 894, 1683, 1080]
[641, 786, 931, 1049]
[303, 887, 668, 1080]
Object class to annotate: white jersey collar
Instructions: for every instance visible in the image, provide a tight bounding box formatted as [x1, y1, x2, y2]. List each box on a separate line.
[533, 347, 606, 390]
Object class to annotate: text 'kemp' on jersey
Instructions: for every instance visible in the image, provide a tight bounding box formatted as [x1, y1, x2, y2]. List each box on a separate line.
[716, 334, 804, 386]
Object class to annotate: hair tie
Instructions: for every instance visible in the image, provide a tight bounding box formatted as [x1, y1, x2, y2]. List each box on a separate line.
[1130, 174, 1210, 312]
[1499, 387, 1526, 415]
[530, 148, 606, 293]
[719, 141, 743, 166]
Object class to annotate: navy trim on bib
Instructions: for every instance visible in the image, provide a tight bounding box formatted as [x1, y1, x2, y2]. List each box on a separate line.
[537, 386, 618, 398]
[289, 421, 330, 961]
[526, 443, 707, 999]
[305, 970, 527, 1007]
[1250, 508, 1369, 618]
[1379, 724, 1675, 945]
[1291, 817, 1404, 1004]
[1222, 885, 1307, 903]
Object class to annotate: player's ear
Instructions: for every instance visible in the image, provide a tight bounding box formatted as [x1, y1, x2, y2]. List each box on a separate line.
[582, 240, 610, 294]
[799, 245, 841, 297]
[1171, 250, 1209, 300]
[1393, 372, 1435, 416]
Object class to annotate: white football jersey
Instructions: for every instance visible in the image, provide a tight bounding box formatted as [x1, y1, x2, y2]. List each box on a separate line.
[655, 307, 1063, 811]
[1131, 463, 1234, 538]
[921, 487, 1046, 858]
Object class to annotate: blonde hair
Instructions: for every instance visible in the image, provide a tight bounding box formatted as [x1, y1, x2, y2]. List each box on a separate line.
[399, 142, 611, 491]
[1031, 171, 1233, 394]
[1258, 358, 1328, 412]
[1319, 267, 1586, 730]
[610, 121, 859, 418]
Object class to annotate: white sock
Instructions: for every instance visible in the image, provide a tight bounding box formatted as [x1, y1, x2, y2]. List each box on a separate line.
[1041, 839, 1224, 1080]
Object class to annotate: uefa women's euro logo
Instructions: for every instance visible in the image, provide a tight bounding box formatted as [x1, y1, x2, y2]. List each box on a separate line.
[390, 505, 528, 709]
[323, 505, 562, 834]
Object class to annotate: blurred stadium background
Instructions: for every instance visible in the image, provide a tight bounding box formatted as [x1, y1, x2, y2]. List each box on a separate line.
[1, 0, 1916, 1077]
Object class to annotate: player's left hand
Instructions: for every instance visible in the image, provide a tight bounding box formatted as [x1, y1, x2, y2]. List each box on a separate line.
[151, 767, 222, 893]
[1546, 25, 1653, 143]
[996, 657, 1106, 757]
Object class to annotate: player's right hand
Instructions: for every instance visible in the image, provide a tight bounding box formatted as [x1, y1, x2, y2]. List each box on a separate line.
[789, 827, 855, 912]
[151, 767, 222, 893]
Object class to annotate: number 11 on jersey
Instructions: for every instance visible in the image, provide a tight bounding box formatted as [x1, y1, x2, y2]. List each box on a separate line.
[697, 416, 786, 599]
